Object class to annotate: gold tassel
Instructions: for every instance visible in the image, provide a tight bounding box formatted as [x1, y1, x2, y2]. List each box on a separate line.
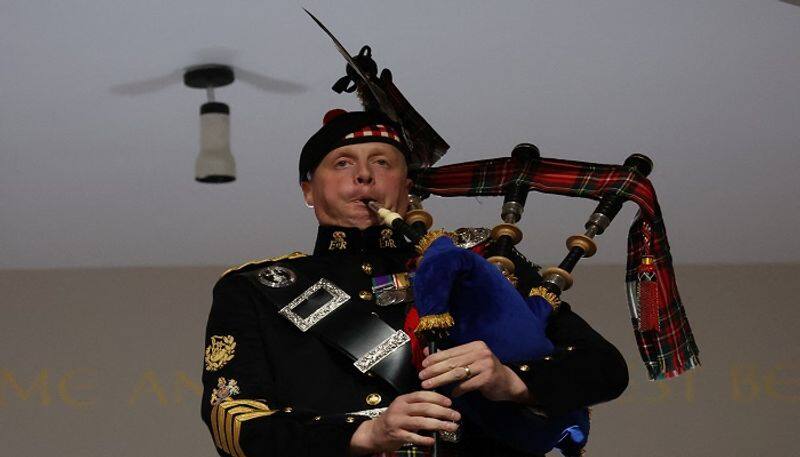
[415, 312, 455, 334]
[529, 286, 561, 311]
[415, 229, 458, 257]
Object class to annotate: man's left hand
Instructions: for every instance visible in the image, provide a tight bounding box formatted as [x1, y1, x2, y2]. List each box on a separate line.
[418, 341, 531, 403]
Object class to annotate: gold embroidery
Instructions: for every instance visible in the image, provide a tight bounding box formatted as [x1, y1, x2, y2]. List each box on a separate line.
[329, 231, 347, 250]
[415, 229, 457, 256]
[414, 312, 455, 333]
[210, 377, 241, 406]
[379, 228, 396, 248]
[211, 399, 275, 457]
[529, 286, 562, 311]
[220, 252, 308, 278]
[205, 335, 237, 372]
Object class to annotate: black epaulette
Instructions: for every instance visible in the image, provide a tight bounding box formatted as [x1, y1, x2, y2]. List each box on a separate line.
[219, 252, 308, 279]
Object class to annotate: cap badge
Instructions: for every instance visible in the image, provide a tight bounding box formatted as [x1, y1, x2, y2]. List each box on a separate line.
[257, 265, 297, 288]
[205, 335, 237, 372]
[329, 231, 347, 250]
[210, 377, 240, 406]
[379, 228, 396, 249]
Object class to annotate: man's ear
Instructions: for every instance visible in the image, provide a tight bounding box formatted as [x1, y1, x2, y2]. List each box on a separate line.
[300, 181, 314, 207]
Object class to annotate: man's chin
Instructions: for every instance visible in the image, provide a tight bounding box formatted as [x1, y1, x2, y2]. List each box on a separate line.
[346, 204, 382, 229]
[351, 216, 381, 230]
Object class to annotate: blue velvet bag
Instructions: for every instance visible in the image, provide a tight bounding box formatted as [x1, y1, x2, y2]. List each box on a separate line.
[412, 235, 589, 454]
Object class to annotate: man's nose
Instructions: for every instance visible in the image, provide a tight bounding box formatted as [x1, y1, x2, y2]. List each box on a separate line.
[355, 163, 373, 184]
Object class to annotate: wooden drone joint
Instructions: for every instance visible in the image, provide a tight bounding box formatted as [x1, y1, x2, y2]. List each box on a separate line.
[490, 223, 523, 244]
[487, 255, 516, 274]
[405, 210, 433, 230]
[566, 235, 597, 258]
[542, 267, 574, 291]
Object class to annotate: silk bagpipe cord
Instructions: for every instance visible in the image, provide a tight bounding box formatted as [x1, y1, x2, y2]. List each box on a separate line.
[410, 156, 700, 380]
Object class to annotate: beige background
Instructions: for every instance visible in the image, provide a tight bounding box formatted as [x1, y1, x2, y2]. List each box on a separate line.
[2, 263, 797, 456]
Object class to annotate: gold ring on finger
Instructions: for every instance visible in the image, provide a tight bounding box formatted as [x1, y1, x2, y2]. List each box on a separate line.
[462, 365, 472, 379]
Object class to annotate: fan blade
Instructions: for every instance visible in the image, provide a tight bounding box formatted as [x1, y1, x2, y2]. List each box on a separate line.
[235, 67, 307, 94]
[110, 70, 182, 96]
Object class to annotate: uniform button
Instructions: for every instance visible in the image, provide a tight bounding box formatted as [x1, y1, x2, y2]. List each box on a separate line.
[361, 263, 373, 275]
[365, 393, 382, 406]
[313, 416, 322, 421]
[359, 290, 374, 301]
[543, 356, 553, 361]
[518, 364, 530, 372]
[283, 406, 293, 413]
[345, 416, 356, 423]
[566, 345, 576, 352]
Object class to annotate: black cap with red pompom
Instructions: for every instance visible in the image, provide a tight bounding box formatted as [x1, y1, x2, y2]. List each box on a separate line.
[299, 109, 408, 182]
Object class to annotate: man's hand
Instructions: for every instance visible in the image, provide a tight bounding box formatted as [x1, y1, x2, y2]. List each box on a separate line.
[349, 391, 460, 455]
[419, 341, 531, 403]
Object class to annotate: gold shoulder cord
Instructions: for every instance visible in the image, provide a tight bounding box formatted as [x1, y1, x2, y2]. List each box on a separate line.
[220, 252, 308, 278]
[211, 399, 276, 457]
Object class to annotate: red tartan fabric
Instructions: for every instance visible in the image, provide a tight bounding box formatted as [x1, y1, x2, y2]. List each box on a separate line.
[411, 156, 700, 380]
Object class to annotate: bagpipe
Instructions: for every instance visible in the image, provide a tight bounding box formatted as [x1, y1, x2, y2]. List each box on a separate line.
[305, 9, 700, 456]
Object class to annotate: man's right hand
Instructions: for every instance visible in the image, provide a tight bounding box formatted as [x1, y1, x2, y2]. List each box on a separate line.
[349, 391, 460, 455]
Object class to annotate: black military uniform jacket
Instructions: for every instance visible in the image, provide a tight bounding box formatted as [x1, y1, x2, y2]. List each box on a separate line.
[201, 225, 629, 457]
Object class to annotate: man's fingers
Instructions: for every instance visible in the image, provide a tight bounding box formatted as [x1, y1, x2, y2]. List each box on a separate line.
[403, 416, 460, 434]
[419, 355, 474, 381]
[451, 371, 490, 397]
[401, 390, 452, 406]
[421, 368, 460, 389]
[402, 432, 436, 448]
[405, 402, 461, 422]
[421, 341, 485, 367]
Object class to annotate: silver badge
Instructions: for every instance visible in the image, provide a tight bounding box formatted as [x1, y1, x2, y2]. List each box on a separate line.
[353, 330, 411, 373]
[454, 227, 491, 249]
[257, 265, 297, 288]
[279, 278, 350, 331]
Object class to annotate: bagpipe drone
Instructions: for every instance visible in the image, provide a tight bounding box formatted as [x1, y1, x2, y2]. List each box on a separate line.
[305, 9, 700, 456]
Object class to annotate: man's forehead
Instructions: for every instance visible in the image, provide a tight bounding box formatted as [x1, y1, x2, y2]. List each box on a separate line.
[325, 142, 406, 159]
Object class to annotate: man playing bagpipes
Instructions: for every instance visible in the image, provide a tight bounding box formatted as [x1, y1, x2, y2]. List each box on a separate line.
[200, 109, 632, 457]
[200, 12, 699, 457]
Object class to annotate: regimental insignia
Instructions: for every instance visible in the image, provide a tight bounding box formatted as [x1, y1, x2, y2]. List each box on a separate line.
[257, 265, 297, 288]
[329, 231, 347, 250]
[454, 227, 491, 249]
[210, 377, 241, 406]
[205, 335, 237, 372]
[379, 228, 396, 249]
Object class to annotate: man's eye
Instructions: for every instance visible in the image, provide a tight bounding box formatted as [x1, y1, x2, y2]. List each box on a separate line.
[374, 158, 390, 166]
[334, 160, 350, 168]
